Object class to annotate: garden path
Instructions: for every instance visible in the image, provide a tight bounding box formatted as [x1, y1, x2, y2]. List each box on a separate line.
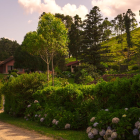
[0, 110, 55, 140]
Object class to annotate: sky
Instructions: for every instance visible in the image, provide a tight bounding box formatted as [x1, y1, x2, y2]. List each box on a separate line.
[0, 0, 140, 45]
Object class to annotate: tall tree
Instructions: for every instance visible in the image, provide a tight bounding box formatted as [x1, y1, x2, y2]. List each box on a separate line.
[113, 13, 126, 58]
[55, 13, 73, 58]
[14, 45, 47, 72]
[101, 17, 112, 42]
[124, 9, 137, 61]
[0, 38, 19, 61]
[68, 14, 83, 60]
[79, 6, 111, 74]
[22, 13, 69, 86]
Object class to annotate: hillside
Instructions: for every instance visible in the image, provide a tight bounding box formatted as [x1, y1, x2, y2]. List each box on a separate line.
[101, 27, 140, 70]
[66, 27, 140, 72]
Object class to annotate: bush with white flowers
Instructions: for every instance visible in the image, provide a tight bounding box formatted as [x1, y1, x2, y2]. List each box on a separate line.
[34, 100, 39, 103]
[65, 123, 70, 129]
[88, 132, 94, 139]
[87, 107, 140, 140]
[27, 104, 31, 108]
[52, 119, 57, 124]
[40, 118, 45, 122]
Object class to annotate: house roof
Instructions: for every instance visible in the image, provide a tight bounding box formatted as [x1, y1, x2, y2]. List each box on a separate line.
[0, 56, 14, 66]
[66, 61, 79, 67]
[0, 61, 4, 65]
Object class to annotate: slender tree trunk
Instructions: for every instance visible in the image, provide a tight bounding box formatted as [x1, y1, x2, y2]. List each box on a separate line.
[52, 54, 54, 86]
[128, 47, 130, 61]
[47, 56, 49, 86]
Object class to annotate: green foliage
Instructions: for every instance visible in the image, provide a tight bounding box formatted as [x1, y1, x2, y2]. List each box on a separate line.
[0, 38, 19, 61]
[14, 46, 47, 72]
[52, 53, 67, 71]
[0, 81, 3, 109]
[111, 65, 119, 71]
[74, 63, 100, 84]
[79, 6, 112, 73]
[10, 72, 18, 77]
[8, 69, 18, 74]
[131, 65, 139, 70]
[93, 75, 140, 110]
[1, 72, 47, 116]
[68, 15, 83, 60]
[88, 107, 140, 140]
[58, 77, 69, 87]
[38, 12, 69, 56]
[65, 57, 76, 64]
[31, 84, 98, 129]
[79, 69, 94, 85]
[3, 72, 140, 133]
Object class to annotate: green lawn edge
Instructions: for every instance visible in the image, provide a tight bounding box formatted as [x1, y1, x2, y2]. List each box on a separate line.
[0, 112, 89, 140]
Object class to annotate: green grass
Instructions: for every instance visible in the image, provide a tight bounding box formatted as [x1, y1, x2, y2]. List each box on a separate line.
[0, 112, 89, 140]
[101, 27, 140, 67]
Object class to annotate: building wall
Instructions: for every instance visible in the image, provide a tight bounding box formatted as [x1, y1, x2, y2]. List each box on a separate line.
[5, 59, 15, 73]
[0, 59, 25, 74]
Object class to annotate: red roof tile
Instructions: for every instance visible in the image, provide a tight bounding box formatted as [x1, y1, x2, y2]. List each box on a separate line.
[66, 61, 79, 67]
[0, 56, 14, 66]
[0, 61, 4, 65]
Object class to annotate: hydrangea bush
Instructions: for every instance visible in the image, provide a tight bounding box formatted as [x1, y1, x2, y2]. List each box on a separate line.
[87, 107, 140, 140]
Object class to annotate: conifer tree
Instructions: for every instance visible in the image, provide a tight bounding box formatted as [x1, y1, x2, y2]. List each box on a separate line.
[124, 9, 137, 61]
[68, 14, 83, 60]
[79, 6, 111, 74]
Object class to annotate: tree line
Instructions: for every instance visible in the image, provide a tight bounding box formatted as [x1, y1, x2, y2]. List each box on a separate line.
[0, 6, 138, 81]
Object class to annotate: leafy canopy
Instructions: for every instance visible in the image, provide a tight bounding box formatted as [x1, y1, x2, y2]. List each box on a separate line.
[37, 13, 69, 56]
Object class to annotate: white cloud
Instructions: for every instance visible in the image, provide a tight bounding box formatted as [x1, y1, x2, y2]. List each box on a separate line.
[18, 0, 88, 20]
[4, 37, 15, 41]
[91, 0, 140, 23]
[28, 20, 32, 24]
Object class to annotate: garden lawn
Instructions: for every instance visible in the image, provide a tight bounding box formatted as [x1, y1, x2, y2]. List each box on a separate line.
[0, 112, 89, 140]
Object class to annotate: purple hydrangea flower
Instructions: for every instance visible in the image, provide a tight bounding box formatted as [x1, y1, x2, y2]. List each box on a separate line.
[133, 128, 139, 136]
[88, 132, 94, 139]
[27, 105, 31, 108]
[40, 118, 45, 122]
[93, 122, 99, 127]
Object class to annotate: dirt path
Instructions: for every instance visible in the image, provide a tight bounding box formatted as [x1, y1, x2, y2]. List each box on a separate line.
[0, 110, 55, 140]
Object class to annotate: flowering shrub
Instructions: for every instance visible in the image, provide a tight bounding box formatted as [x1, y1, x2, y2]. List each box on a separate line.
[87, 107, 140, 140]
[3, 72, 140, 139]
[40, 118, 45, 122]
[65, 124, 70, 129]
[34, 100, 39, 103]
[27, 105, 31, 108]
